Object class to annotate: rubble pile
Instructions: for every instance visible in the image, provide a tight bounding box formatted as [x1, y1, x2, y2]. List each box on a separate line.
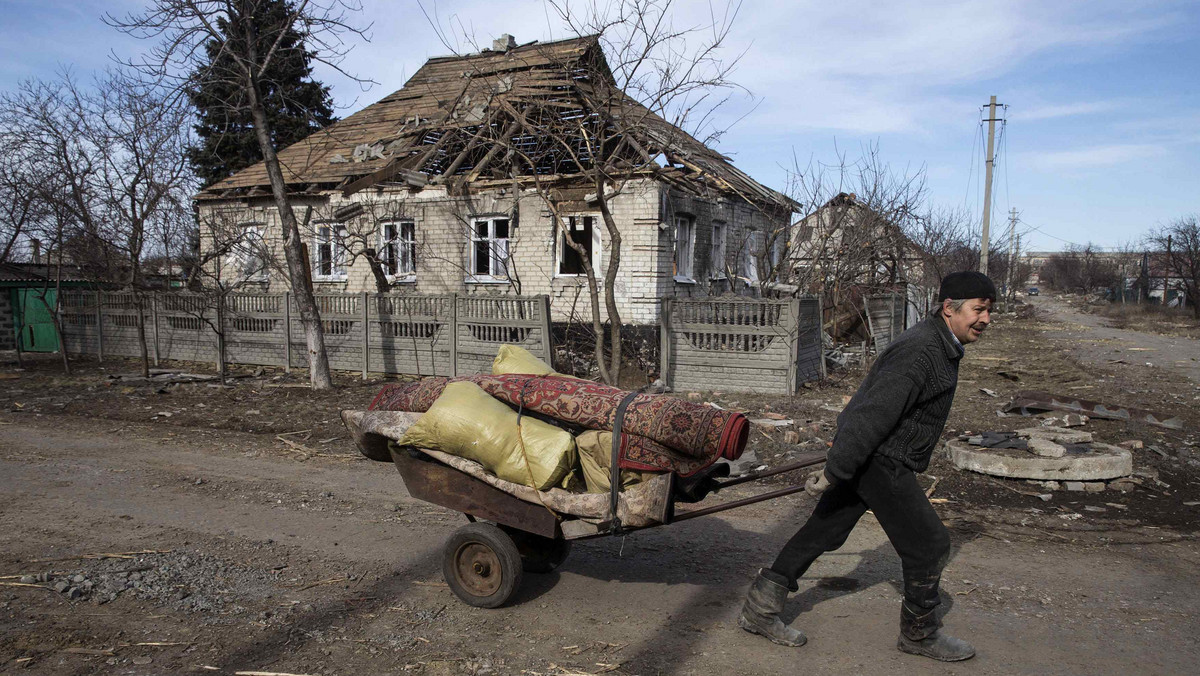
[14, 551, 279, 618]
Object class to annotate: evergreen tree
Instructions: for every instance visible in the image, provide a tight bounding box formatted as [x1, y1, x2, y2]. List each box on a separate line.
[186, 0, 336, 187]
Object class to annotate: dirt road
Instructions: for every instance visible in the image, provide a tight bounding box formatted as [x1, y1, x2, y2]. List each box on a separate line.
[1031, 295, 1200, 385]
[3, 410, 1198, 675]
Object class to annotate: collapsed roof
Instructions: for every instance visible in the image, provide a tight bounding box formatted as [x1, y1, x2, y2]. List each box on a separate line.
[199, 35, 797, 214]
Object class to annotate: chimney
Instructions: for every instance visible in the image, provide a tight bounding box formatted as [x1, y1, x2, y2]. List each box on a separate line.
[493, 34, 517, 52]
[30, 238, 41, 263]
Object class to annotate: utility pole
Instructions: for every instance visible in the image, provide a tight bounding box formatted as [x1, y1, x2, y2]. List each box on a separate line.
[979, 95, 1003, 276]
[1005, 208, 1019, 301]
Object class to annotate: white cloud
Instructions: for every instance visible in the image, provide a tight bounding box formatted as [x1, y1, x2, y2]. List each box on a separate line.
[1023, 143, 1168, 171]
[1014, 101, 1124, 121]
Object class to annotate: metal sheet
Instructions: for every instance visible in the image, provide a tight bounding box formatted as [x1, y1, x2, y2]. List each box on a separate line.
[1002, 390, 1183, 431]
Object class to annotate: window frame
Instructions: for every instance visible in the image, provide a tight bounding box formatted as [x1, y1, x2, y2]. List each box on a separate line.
[379, 219, 417, 281]
[555, 213, 601, 278]
[710, 220, 727, 280]
[467, 216, 511, 283]
[673, 214, 695, 283]
[312, 222, 348, 282]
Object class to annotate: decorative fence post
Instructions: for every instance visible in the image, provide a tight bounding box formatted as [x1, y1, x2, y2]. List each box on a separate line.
[450, 293, 459, 377]
[95, 291, 104, 362]
[151, 292, 161, 366]
[659, 297, 673, 391]
[283, 291, 291, 373]
[215, 294, 225, 376]
[361, 291, 369, 380]
[786, 298, 799, 395]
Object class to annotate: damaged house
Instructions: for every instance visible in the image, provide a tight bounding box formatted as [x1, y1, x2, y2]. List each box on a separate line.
[195, 35, 797, 324]
[788, 192, 929, 340]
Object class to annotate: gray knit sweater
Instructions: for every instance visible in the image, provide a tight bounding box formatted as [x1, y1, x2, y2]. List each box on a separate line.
[825, 313, 964, 482]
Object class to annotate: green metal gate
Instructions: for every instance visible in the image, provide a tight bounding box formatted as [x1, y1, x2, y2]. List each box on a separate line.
[17, 288, 59, 352]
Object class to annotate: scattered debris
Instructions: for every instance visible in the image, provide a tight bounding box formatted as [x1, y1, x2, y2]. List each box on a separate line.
[980, 388, 999, 398]
[749, 417, 793, 427]
[924, 476, 940, 498]
[1002, 390, 1183, 430]
[1040, 413, 1088, 428]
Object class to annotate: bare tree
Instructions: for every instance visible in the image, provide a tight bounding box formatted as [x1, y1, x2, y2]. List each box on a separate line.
[0, 157, 43, 264]
[1041, 244, 1119, 294]
[1147, 215, 1200, 316]
[783, 145, 928, 337]
[108, 0, 371, 390]
[87, 72, 193, 377]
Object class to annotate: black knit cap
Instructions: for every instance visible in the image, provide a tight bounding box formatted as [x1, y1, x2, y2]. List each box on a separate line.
[938, 270, 996, 302]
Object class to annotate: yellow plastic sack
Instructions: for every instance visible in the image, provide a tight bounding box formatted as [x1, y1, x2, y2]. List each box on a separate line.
[399, 381, 577, 491]
[576, 430, 661, 494]
[492, 344, 559, 376]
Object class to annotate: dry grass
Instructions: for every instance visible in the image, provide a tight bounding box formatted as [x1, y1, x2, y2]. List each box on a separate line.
[1091, 302, 1200, 338]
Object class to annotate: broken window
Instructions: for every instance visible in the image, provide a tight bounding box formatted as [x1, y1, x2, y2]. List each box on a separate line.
[711, 221, 726, 279]
[381, 220, 416, 277]
[313, 224, 347, 280]
[470, 217, 510, 279]
[673, 215, 694, 281]
[744, 230, 765, 283]
[231, 224, 268, 282]
[557, 214, 596, 276]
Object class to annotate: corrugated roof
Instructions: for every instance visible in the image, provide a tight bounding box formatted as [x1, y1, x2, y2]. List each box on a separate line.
[201, 36, 796, 213]
[0, 263, 93, 284]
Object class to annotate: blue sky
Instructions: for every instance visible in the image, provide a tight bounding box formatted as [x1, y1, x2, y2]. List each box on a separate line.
[2, 0, 1197, 253]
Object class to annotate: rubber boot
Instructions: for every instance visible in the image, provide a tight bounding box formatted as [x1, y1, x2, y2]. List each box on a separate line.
[897, 604, 974, 662]
[897, 631, 976, 661]
[738, 569, 807, 647]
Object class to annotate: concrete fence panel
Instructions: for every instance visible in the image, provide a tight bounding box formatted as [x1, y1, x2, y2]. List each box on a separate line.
[455, 295, 553, 376]
[56, 290, 552, 379]
[661, 296, 822, 395]
[369, 294, 455, 378]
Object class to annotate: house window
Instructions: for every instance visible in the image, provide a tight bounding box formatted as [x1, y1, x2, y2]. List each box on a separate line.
[313, 224, 347, 280]
[673, 215, 694, 281]
[711, 221, 726, 279]
[470, 217, 510, 279]
[745, 230, 765, 283]
[381, 220, 416, 278]
[231, 224, 268, 282]
[557, 215, 596, 276]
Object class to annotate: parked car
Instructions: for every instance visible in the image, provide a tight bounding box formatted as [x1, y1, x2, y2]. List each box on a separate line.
[1027, 287, 1039, 296]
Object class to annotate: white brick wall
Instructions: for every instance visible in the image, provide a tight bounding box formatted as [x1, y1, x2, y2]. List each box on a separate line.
[197, 178, 792, 325]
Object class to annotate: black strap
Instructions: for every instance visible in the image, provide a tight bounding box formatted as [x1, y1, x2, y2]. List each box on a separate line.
[609, 391, 639, 534]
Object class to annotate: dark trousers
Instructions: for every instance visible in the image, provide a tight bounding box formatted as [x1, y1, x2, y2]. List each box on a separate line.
[770, 454, 951, 640]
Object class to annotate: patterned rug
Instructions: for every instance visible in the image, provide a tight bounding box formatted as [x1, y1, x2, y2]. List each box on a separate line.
[369, 375, 748, 476]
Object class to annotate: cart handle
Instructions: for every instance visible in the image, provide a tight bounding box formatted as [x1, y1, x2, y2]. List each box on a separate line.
[712, 452, 826, 490]
[672, 453, 827, 523]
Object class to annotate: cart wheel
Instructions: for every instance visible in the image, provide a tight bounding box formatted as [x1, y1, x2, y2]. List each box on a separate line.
[501, 526, 572, 574]
[443, 523, 523, 608]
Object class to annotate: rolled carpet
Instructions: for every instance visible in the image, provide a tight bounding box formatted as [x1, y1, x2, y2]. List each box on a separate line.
[370, 375, 748, 477]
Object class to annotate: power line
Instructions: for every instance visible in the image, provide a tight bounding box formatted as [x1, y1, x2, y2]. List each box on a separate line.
[1020, 221, 1122, 250]
[963, 108, 983, 210]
